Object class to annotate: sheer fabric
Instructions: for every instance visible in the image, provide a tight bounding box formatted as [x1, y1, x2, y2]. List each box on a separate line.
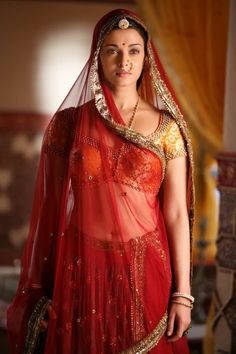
[7, 9, 194, 354]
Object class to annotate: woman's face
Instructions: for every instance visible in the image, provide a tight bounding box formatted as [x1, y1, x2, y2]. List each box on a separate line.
[99, 28, 145, 89]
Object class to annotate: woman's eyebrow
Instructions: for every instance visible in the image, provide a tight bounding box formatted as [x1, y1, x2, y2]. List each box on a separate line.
[103, 44, 119, 47]
[128, 43, 142, 47]
[103, 43, 142, 47]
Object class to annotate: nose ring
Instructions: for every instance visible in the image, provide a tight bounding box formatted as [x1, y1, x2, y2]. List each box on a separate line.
[118, 61, 135, 71]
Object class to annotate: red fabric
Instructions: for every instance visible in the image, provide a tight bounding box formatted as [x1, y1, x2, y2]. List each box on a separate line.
[7, 9, 192, 354]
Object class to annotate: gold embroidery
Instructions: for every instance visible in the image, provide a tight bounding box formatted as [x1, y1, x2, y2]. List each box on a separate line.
[71, 135, 163, 193]
[23, 296, 49, 354]
[120, 312, 168, 354]
[130, 237, 146, 341]
[151, 237, 167, 263]
[151, 113, 187, 161]
[164, 117, 187, 160]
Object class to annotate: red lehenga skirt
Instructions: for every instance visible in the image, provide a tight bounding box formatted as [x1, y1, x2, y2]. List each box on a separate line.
[43, 217, 189, 353]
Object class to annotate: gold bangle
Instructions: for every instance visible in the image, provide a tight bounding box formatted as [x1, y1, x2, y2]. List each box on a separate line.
[171, 300, 193, 310]
[172, 292, 194, 304]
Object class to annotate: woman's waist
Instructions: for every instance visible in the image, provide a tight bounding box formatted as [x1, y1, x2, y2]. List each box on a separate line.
[67, 220, 167, 251]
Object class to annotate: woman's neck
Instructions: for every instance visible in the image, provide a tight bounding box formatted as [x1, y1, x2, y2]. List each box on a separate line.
[110, 87, 139, 111]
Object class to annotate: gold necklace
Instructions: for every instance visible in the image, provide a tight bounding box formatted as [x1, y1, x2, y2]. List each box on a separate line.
[127, 96, 140, 129]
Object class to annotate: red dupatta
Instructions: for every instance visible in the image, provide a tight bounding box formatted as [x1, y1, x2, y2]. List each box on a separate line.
[7, 9, 194, 354]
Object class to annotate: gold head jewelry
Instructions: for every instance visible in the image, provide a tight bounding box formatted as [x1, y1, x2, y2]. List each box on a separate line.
[118, 18, 130, 30]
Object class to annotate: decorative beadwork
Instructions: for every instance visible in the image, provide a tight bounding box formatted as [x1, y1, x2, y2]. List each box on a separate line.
[120, 312, 168, 354]
[23, 296, 49, 354]
[71, 112, 186, 198]
[151, 113, 187, 161]
[71, 134, 162, 193]
[130, 235, 146, 341]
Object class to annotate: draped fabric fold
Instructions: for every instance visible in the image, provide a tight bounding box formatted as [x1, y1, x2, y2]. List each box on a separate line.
[137, 0, 229, 262]
[7, 9, 193, 354]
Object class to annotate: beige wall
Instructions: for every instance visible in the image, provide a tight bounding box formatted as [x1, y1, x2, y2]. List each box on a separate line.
[0, 1, 134, 114]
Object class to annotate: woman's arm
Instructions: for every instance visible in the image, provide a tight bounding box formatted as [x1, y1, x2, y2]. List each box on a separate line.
[162, 156, 191, 342]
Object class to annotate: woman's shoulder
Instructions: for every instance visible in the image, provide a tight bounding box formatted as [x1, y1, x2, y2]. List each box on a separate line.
[157, 110, 187, 160]
[158, 109, 181, 135]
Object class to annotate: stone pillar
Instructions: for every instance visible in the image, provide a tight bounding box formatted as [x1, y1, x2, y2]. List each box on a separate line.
[213, 0, 236, 353]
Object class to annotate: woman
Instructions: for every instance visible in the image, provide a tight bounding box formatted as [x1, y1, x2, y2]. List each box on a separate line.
[7, 8, 194, 354]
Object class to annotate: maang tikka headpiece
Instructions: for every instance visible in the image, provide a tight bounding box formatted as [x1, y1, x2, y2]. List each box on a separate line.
[118, 18, 130, 30]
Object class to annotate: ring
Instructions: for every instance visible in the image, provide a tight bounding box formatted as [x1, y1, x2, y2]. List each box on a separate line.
[183, 325, 192, 336]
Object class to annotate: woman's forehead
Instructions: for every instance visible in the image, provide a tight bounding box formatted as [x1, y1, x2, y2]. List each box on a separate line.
[102, 28, 144, 46]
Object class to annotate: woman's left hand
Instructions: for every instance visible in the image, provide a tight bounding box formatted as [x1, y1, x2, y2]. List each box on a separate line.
[166, 300, 191, 342]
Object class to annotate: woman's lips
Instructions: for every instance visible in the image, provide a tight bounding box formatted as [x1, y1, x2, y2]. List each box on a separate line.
[116, 71, 131, 77]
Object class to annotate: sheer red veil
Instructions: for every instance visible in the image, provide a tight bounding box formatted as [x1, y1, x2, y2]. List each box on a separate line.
[7, 8, 194, 354]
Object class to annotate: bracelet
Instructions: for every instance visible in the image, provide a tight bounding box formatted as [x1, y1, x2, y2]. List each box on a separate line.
[171, 300, 193, 310]
[172, 292, 195, 304]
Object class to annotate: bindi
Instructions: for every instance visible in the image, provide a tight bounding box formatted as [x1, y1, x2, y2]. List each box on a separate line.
[122, 43, 126, 46]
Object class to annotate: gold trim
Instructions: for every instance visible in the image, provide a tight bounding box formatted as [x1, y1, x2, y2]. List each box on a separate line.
[120, 312, 168, 354]
[105, 120, 167, 181]
[23, 296, 49, 354]
[130, 236, 146, 341]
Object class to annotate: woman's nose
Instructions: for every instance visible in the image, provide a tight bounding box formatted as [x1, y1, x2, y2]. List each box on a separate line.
[118, 52, 129, 68]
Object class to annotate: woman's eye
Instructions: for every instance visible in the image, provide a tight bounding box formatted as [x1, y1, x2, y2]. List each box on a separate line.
[130, 49, 140, 55]
[107, 49, 118, 55]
